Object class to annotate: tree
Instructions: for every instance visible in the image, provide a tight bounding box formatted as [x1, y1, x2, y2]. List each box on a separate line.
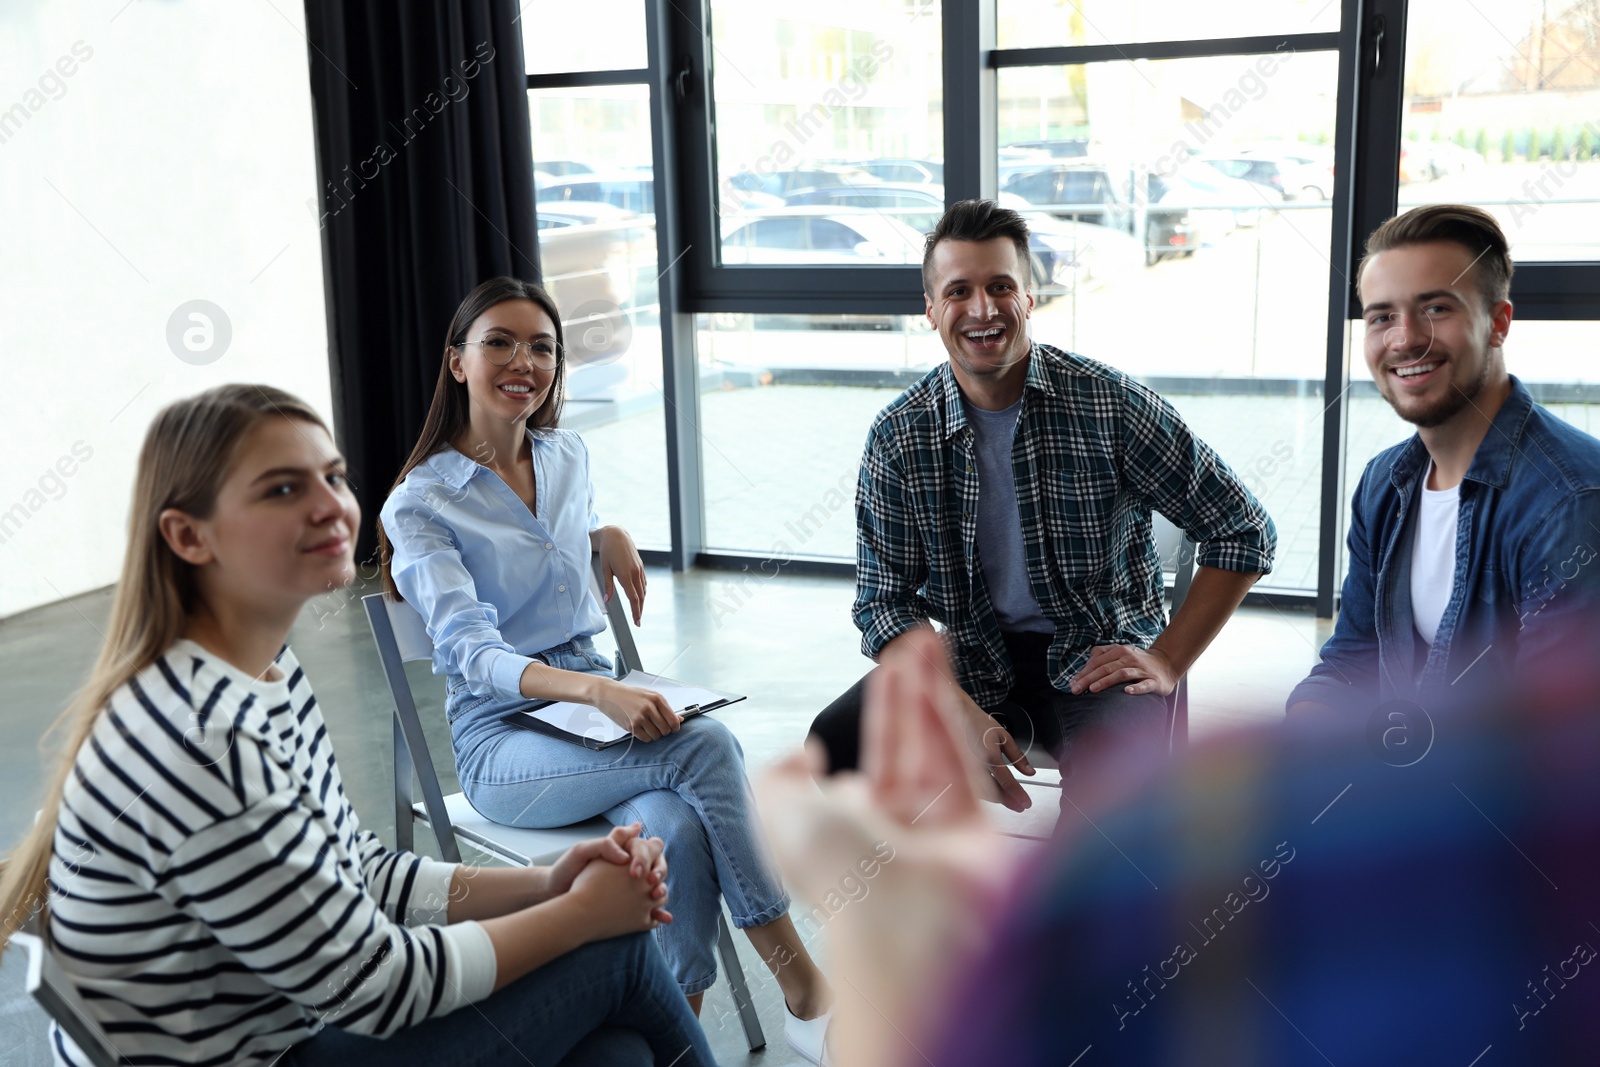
[1502, 129, 1516, 162]
[1579, 125, 1594, 162]
[1528, 128, 1542, 160]
[1474, 129, 1489, 160]
[1550, 126, 1568, 161]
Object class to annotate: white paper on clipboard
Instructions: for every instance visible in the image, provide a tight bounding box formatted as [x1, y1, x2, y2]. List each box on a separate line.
[517, 670, 743, 745]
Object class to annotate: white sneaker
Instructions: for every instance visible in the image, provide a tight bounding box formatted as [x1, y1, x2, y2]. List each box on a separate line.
[783, 1002, 832, 1066]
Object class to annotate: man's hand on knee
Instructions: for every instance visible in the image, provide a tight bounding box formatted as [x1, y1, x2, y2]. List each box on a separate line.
[1070, 644, 1179, 697]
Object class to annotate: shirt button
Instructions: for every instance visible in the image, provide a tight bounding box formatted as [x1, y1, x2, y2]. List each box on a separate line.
[564, 631, 572, 638]
[558, 584, 566, 592]
[545, 542, 554, 550]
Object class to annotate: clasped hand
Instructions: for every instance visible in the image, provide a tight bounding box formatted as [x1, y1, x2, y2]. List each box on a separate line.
[549, 822, 671, 931]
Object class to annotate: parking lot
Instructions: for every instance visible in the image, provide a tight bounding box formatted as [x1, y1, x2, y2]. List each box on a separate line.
[553, 156, 1600, 589]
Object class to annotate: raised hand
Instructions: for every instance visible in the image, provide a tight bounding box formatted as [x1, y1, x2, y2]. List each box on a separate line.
[757, 627, 1019, 1067]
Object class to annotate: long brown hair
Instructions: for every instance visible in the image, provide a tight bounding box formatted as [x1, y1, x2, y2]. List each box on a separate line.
[0, 384, 328, 954]
[377, 278, 567, 597]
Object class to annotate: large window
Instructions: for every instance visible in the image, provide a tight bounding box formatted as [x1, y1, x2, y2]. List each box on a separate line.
[997, 0, 1340, 50]
[525, 13, 670, 549]
[697, 313, 937, 557]
[995, 46, 1341, 594]
[707, 3, 944, 264]
[1398, 0, 1600, 261]
[521, 0, 1600, 614]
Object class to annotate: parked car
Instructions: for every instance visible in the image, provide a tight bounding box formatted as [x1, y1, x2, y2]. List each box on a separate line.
[842, 158, 945, 184]
[541, 171, 657, 215]
[782, 181, 944, 235]
[1003, 138, 1091, 159]
[720, 206, 926, 265]
[1215, 145, 1336, 201]
[547, 171, 782, 218]
[717, 207, 931, 334]
[1000, 162, 1192, 265]
[1148, 163, 1281, 238]
[995, 192, 1144, 292]
[779, 183, 1114, 303]
[533, 200, 656, 369]
[534, 159, 596, 178]
[724, 165, 881, 200]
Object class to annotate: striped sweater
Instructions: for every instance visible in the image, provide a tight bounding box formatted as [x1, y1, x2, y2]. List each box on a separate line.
[46, 639, 496, 1065]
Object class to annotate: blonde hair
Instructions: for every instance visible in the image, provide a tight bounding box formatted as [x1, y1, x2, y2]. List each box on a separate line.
[0, 384, 329, 954]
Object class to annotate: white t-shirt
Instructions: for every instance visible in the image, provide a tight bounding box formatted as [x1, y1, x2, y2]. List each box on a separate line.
[1410, 462, 1461, 645]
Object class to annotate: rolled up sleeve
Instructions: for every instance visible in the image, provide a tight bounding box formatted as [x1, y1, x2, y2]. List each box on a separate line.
[1120, 382, 1276, 577]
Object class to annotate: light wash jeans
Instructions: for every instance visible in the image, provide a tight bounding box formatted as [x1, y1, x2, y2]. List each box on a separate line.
[282, 931, 715, 1066]
[446, 637, 789, 995]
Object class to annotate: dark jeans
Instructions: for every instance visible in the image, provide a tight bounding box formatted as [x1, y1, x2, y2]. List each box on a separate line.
[281, 931, 714, 1067]
[810, 631, 1170, 773]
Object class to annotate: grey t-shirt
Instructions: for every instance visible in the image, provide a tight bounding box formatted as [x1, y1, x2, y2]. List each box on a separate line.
[965, 398, 1054, 634]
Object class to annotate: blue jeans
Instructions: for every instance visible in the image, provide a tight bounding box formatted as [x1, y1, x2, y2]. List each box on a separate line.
[446, 638, 790, 995]
[282, 931, 715, 1066]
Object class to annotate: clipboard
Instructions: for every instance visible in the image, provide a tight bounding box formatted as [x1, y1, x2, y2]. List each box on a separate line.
[500, 669, 746, 750]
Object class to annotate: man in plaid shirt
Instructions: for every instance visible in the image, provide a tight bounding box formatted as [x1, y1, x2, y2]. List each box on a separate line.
[809, 199, 1276, 809]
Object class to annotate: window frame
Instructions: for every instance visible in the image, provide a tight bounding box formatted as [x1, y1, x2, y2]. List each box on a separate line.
[544, 0, 1600, 610]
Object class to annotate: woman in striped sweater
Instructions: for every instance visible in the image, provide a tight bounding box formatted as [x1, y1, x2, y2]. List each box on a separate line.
[0, 384, 715, 1067]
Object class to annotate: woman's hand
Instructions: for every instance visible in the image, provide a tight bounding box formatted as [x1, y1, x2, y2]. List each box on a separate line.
[568, 851, 672, 940]
[545, 823, 637, 899]
[595, 678, 681, 742]
[548, 822, 671, 917]
[594, 525, 647, 625]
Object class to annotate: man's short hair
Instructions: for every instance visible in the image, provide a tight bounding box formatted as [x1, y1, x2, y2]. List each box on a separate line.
[922, 199, 1032, 297]
[1359, 203, 1514, 310]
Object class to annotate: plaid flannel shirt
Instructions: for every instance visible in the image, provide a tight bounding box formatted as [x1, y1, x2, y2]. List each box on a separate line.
[853, 343, 1276, 707]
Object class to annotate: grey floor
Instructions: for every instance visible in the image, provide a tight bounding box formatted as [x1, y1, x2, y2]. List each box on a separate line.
[0, 569, 1329, 1065]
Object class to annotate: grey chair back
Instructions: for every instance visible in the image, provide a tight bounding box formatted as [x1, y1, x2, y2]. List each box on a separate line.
[13, 920, 124, 1067]
[362, 555, 766, 1050]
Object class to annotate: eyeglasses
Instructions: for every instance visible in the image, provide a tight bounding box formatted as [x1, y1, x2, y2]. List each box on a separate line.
[459, 336, 562, 369]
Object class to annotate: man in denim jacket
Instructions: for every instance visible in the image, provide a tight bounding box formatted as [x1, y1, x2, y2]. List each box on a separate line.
[1289, 205, 1600, 719]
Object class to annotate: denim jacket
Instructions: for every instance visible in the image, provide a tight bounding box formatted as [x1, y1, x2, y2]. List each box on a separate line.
[1289, 377, 1600, 715]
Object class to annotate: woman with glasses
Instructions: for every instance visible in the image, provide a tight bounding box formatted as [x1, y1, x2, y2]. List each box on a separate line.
[379, 278, 833, 1062]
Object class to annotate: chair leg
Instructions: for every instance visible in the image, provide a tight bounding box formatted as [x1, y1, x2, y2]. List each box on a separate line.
[394, 715, 414, 854]
[716, 910, 765, 1051]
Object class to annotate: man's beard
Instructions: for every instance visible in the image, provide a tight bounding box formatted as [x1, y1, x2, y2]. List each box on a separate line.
[1384, 356, 1490, 429]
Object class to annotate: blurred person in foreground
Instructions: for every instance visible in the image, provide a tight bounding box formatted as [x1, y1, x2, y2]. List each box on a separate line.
[761, 627, 1600, 1066]
[1290, 204, 1600, 720]
[810, 198, 1275, 812]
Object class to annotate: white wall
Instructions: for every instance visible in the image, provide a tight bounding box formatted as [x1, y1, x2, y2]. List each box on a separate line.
[0, 1, 332, 617]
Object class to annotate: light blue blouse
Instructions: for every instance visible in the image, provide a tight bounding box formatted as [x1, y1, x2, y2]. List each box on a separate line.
[381, 429, 606, 701]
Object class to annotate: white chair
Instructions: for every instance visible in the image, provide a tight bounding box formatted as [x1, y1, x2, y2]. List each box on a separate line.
[12, 918, 124, 1067]
[362, 556, 766, 1051]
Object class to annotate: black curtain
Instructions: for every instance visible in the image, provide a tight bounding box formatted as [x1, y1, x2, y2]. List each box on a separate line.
[303, 0, 538, 561]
